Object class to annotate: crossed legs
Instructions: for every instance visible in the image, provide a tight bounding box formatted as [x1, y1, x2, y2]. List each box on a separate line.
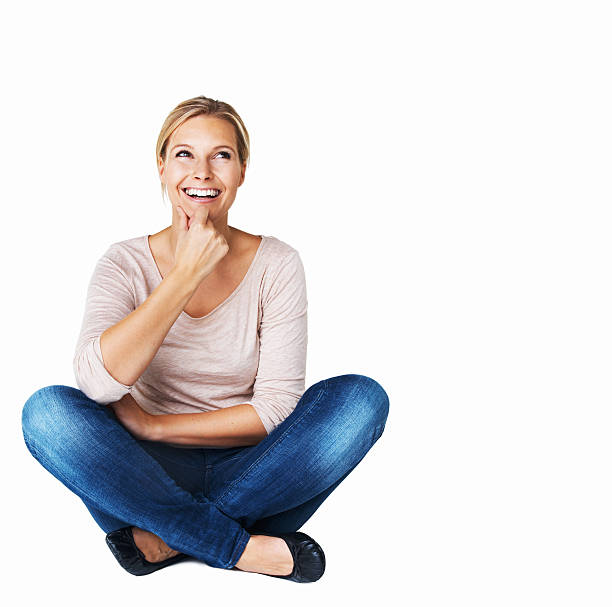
[21, 374, 389, 571]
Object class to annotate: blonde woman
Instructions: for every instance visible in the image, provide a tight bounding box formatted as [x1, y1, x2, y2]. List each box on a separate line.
[21, 95, 389, 583]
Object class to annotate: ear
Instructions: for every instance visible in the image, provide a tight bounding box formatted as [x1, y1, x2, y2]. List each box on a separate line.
[238, 161, 247, 187]
[157, 156, 165, 183]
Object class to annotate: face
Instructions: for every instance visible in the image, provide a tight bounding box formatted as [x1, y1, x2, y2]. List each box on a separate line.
[158, 115, 246, 221]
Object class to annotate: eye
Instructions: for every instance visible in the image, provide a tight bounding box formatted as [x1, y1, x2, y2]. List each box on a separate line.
[175, 150, 192, 158]
[216, 151, 231, 159]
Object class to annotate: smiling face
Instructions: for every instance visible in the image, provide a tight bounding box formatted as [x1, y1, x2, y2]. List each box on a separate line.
[158, 114, 246, 221]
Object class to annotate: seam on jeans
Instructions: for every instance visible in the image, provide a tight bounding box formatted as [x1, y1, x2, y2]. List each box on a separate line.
[212, 379, 329, 508]
[204, 464, 212, 498]
[224, 526, 251, 569]
[221, 450, 246, 464]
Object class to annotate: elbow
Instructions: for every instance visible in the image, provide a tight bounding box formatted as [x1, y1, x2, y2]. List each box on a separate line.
[74, 381, 127, 406]
[73, 344, 132, 405]
[73, 370, 130, 405]
[250, 396, 299, 436]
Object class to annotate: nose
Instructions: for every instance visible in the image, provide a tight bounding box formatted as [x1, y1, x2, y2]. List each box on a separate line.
[193, 157, 213, 181]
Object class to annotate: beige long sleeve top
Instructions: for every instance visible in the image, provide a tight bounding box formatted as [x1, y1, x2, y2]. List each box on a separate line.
[73, 234, 308, 435]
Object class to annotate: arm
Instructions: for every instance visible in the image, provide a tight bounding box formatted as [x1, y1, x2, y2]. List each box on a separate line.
[152, 404, 267, 447]
[110, 394, 267, 447]
[73, 252, 201, 402]
[74, 206, 227, 402]
[99, 267, 200, 386]
[244, 249, 308, 434]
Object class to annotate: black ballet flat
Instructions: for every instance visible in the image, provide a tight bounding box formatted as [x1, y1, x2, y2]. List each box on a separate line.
[105, 526, 191, 576]
[256, 531, 326, 583]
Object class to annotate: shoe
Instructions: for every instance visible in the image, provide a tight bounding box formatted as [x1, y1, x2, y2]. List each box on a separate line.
[105, 526, 191, 576]
[255, 531, 325, 583]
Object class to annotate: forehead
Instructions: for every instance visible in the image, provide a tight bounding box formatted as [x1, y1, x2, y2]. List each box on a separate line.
[169, 115, 237, 148]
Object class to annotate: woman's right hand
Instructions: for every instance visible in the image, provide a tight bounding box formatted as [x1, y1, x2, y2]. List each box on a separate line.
[172, 205, 230, 285]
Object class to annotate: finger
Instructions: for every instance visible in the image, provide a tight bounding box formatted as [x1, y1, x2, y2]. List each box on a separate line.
[190, 205, 210, 228]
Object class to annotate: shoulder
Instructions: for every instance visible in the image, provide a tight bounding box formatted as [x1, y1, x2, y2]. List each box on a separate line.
[229, 227, 297, 259]
[103, 234, 147, 259]
[258, 236, 306, 290]
[258, 236, 307, 302]
[260, 235, 302, 266]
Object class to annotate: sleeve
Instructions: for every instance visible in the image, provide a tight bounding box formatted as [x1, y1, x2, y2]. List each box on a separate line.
[245, 250, 308, 434]
[72, 252, 136, 404]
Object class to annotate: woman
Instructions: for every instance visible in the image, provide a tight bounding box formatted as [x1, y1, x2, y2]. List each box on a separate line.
[21, 95, 390, 583]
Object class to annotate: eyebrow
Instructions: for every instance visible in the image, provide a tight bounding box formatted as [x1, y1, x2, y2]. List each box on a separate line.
[170, 143, 237, 154]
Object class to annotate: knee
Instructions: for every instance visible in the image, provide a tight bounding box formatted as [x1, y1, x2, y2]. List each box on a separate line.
[21, 385, 82, 451]
[324, 373, 390, 438]
[302, 374, 388, 473]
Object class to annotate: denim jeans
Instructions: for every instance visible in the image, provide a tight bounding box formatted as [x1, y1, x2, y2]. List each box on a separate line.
[21, 373, 389, 570]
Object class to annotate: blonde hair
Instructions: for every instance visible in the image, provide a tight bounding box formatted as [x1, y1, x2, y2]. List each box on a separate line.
[156, 95, 250, 200]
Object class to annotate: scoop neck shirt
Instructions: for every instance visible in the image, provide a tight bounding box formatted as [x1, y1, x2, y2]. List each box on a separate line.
[73, 233, 308, 438]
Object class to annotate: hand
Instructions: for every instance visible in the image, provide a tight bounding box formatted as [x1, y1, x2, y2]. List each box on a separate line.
[110, 394, 158, 441]
[173, 204, 230, 285]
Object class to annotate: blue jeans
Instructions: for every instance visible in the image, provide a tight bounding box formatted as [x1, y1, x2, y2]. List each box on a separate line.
[21, 374, 389, 570]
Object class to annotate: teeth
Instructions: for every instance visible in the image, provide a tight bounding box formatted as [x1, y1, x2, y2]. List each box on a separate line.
[185, 188, 220, 197]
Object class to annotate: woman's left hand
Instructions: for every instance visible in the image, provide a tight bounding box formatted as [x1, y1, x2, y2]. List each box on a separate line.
[110, 394, 158, 441]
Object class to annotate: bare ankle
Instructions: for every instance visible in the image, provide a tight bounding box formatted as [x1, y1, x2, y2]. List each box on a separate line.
[235, 535, 293, 576]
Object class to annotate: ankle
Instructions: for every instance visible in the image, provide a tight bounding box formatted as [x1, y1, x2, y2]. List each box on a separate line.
[235, 535, 293, 576]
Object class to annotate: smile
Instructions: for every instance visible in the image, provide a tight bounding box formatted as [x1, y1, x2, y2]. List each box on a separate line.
[182, 187, 221, 201]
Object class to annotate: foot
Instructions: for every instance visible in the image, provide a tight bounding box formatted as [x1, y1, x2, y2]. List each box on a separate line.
[234, 535, 294, 576]
[131, 526, 181, 563]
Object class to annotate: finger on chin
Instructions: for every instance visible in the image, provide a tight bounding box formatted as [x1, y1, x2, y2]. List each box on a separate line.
[194, 205, 210, 223]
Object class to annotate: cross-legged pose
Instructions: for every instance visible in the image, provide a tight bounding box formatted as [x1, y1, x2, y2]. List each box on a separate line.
[21, 95, 390, 583]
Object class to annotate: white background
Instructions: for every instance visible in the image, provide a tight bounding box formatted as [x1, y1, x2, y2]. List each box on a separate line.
[3, 1, 611, 605]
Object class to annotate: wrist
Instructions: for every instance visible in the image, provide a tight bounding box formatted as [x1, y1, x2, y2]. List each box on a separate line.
[148, 414, 166, 442]
[168, 266, 203, 295]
